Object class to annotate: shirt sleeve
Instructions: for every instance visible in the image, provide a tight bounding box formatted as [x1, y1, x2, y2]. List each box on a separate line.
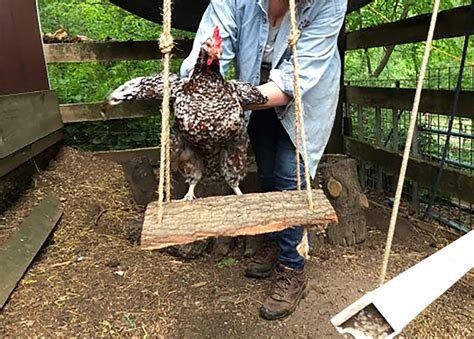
[269, 0, 346, 97]
[180, 0, 239, 78]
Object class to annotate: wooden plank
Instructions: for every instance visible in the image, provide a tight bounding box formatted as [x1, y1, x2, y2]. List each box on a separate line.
[0, 130, 63, 177]
[0, 192, 63, 309]
[60, 99, 160, 123]
[141, 189, 337, 250]
[0, 0, 49, 95]
[344, 86, 473, 118]
[344, 137, 474, 204]
[44, 39, 194, 63]
[346, 6, 473, 50]
[0, 91, 63, 159]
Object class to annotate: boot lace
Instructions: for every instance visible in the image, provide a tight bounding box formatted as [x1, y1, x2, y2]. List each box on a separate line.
[271, 268, 295, 299]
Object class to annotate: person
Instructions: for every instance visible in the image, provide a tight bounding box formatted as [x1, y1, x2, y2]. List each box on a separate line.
[180, 0, 346, 320]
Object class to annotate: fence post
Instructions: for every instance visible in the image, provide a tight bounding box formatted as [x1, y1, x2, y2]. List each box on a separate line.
[326, 18, 346, 153]
[357, 105, 366, 188]
[375, 107, 383, 191]
[392, 80, 401, 193]
[412, 116, 420, 214]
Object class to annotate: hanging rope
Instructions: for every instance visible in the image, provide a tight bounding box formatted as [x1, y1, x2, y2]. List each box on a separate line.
[379, 0, 440, 285]
[157, 0, 174, 223]
[288, 0, 315, 258]
[288, 0, 314, 212]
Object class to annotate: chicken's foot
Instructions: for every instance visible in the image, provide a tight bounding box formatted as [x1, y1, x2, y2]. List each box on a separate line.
[181, 183, 197, 201]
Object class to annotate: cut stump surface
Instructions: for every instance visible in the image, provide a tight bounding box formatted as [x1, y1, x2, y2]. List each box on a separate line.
[141, 189, 337, 250]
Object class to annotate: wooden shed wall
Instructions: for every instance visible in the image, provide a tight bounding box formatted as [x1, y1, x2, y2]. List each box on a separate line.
[0, 0, 49, 95]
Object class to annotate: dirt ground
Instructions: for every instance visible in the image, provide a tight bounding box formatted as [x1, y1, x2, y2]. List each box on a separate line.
[0, 148, 472, 337]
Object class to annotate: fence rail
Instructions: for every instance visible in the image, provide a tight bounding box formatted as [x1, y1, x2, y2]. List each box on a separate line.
[344, 86, 474, 118]
[346, 6, 473, 50]
[60, 99, 160, 123]
[344, 137, 473, 204]
[44, 39, 194, 63]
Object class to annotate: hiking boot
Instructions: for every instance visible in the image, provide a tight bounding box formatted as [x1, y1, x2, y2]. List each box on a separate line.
[245, 244, 279, 279]
[260, 263, 308, 320]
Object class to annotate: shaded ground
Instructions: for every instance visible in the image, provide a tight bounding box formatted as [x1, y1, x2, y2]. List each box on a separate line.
[0, 148, 472, 337]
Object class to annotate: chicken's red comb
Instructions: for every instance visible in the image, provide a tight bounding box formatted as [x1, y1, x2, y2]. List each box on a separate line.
[213, 26, 221, 41]
[213, 26, 223, 47]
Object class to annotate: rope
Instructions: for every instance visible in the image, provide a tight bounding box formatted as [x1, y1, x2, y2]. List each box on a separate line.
[288, 0, 314, 212]
[157, 0, 174, 223]
[288, 0, 314, 258]
[379, 0, 440, 285]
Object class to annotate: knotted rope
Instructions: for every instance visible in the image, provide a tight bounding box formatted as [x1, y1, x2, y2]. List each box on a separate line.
[157, 0, 174, 223]
[288, 0, 314, 258]
[379, 0, 440, 285]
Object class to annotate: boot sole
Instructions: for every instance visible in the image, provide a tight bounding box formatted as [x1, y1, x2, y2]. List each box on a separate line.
[260, 282, 309, 320]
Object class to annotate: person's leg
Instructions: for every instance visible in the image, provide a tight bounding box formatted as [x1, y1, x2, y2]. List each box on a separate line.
[272, 122, 307, 270]
[247, 109, 279, 192]
[260, 120, 308, 320]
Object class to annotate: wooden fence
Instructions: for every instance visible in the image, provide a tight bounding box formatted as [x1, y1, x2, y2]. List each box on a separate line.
[341, 5, 473, 208]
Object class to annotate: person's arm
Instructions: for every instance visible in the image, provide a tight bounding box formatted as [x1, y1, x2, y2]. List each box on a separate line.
[180, 0, 239, 78]
[244, 81, 291, 111]
[248, 0, 346, 112]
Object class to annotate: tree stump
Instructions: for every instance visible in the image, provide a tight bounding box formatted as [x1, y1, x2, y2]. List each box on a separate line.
[122, 156, 156, 205]
[314, 154, 368, 248]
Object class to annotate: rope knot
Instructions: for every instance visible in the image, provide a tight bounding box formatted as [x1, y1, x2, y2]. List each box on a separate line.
[288, 30, 301, 48]
[159, 33, 174, 54]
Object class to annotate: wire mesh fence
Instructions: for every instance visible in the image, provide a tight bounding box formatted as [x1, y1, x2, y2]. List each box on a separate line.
[347, 65, 474, 90]
[346, 66, 473, 232]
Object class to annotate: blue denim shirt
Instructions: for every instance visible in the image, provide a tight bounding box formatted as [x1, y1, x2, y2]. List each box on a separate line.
[180, 0, 346, 177]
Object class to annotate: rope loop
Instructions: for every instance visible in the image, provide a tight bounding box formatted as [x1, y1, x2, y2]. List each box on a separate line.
[159, 33, 174, 54]
[288, 30, 301, 48]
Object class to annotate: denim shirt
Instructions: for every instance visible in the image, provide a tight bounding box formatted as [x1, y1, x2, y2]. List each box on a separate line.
[180, 0, 346, 177]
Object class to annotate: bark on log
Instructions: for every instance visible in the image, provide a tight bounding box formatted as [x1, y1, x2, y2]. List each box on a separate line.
[141, 189, 337, 250]
[316, 154, 368, 247]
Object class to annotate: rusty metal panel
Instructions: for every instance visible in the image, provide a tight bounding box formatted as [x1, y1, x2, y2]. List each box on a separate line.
[0, 0, 49, 95]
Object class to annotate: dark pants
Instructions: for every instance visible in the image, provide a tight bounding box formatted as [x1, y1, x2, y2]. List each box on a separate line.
[248, 109, 305, 270]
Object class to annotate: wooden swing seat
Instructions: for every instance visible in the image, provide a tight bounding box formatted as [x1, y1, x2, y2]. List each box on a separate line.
[141, 189, 337, 250]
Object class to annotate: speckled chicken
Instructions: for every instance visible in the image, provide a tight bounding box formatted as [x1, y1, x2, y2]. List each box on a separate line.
[103, 27, 268, 200]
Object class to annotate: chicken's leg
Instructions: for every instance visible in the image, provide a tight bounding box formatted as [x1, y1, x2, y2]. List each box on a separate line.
[221, 133, 248, 197]
[232, 186, 243, 196]
[181, 183, 197, 201]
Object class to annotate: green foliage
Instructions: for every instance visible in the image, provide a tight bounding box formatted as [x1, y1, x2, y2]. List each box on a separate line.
[38, 0, 194, 41]
[345, 0, 473, 82]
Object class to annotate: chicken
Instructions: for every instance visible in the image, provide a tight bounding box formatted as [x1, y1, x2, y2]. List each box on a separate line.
[103, 27, 268, 200]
